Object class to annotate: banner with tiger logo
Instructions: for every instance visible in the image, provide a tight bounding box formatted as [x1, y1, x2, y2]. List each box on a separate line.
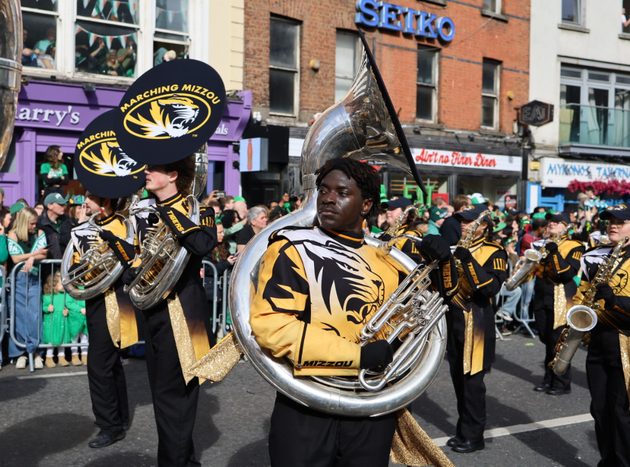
[114, 59, 226, 164]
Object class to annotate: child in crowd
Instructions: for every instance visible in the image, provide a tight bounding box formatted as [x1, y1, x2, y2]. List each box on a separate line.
[41, 272, 86, 367]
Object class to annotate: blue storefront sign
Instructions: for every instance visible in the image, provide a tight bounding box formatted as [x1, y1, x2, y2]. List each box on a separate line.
[355, 0, 456, 42]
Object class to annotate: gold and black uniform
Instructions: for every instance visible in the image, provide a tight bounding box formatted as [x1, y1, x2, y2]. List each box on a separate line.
[531, 234, 584, 392]
[448, 236, 507, 444]
[69, 212, 140, 437]
[129, 193, 216, 467]
[250, 226, 408, 467]
[577, 244, 630, 466]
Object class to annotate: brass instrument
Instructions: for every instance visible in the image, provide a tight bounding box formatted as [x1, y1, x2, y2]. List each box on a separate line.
[550, 237, 628, 375]
[447, 209, 492, 297]
[228, 35, 447, 417]
[61, 206, 135, 300]
[124, 148, 207, 310]
[0, 0, 22, 169]
[505, 223, 575, 292]
[384, 202, 424, 236]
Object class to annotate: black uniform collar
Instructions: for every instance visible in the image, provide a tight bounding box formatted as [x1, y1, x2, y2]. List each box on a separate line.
[157, 192, 183, 207]
[95, 211, 117, 226]
[470, 236, 485, 248]
[319, 227, 364, 249]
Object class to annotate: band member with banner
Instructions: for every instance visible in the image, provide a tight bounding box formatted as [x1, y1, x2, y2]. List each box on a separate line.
[65, 109, 146, 448]
[576, 204, 630, 467]
[447, 204, 508, 453]
[531, 212, 584, 396]
[249, 159, 453, 467]
[112, 59, 224, 466]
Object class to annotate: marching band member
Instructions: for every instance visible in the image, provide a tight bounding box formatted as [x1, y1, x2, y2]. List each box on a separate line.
[249, 159, 452, 467]
[446, 205, 508, 453]
[123, 155, 217, 466]
[576, 204, 630, 467]
[68, 192, 139, 448]
[531, 212, 584, 396]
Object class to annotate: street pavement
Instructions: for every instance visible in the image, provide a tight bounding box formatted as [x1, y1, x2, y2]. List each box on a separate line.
[0, 330, 599, 467]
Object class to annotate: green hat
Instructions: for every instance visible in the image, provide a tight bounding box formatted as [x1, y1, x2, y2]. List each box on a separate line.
[69, 195, 86, 205]
[430, 208, 448, 222]
[532, 212, 546, 220]
[10, 202, 24, 215]
[493, 222, 507, 233]
[234, 196, 246, 203]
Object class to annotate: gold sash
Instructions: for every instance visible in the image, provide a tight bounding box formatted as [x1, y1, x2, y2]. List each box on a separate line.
[104, 289, 138, 349]
[186, 331, 242, 382]
[619, 334, 630, 400]
[553, 284, 568, 330]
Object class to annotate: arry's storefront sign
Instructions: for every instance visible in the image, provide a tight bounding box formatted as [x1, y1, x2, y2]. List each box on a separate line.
[355, 0, 455, 42]
[412, 148, 520, 172]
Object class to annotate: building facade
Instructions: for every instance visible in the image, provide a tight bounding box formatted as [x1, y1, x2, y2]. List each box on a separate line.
[6, 0, 249, 205]
[527, 0, 630, 212]
[243, 0, 530, 206]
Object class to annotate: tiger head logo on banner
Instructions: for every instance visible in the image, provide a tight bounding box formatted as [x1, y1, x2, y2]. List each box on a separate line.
[75, 109, 146, 199]
[114, 59, 226, 165]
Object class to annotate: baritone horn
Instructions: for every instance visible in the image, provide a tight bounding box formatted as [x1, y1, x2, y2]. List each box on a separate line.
[0, 0, 23, 169]
[228, 31, 446, 417]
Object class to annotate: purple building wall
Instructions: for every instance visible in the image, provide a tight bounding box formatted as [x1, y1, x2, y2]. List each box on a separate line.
[6, 81, 251, 205]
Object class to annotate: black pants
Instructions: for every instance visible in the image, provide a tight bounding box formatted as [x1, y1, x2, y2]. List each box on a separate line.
[587, 329, 630, 467]
[533, 302, 572, 390]
[143, 303, 201, 467]
[86, 298, 129, 436]
[268, 393, 397, 467]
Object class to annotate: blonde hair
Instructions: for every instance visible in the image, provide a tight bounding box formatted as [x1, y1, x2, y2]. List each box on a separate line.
[10, 207, 38, 243]
[43, 271, 62, 295]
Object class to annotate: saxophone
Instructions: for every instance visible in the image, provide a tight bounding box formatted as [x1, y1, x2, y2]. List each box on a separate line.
[447, 210, 492, 298]
[505, 223, 575, 292]
[384, 202, 424, 236]
[550, 237, 628, 375]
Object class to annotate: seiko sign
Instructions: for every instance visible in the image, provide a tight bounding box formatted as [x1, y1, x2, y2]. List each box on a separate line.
[355, 0, 456, 42]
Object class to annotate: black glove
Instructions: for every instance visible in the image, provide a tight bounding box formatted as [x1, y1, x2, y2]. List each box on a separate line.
[594, 283, 616, 308]
[155, 205, 200, 240]
[99, 230, 135, 268]
[454, 246, 473, 263]
[360, 340, 393, 371]
[122, 266, 139, 286]
[418, 235, 452, 263]
[545, 242, 558, 254]
[147, 212, 160, 225]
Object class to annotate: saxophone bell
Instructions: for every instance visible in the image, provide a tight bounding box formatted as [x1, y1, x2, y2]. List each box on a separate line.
[505, 248, 542, 292]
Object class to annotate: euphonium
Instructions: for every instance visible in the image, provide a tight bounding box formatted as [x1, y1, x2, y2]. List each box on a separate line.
[447, 209, 492, 297]
[550, 237, 628, 375]
[229, 42, 446, 417]
[61, 201, 135, 300]
[0, 0, 22, 169]
[505, 223, 575, 292]
[124, 148, 208, 310]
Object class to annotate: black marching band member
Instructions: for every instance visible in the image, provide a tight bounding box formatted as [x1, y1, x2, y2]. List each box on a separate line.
[576, 204, 630, 467]
[447, 204, 508, 453]
[531, 212, 584, 396]
[249, 159, 454, 467]
[118, 155, 217, 466]
[68, 192, 140, 448]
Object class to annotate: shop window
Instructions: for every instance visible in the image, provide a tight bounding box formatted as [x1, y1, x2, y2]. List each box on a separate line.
[75, 0, 139, 77]
[154, 0, 190, 67]
[335, 31, 361, 103]
[416, 46, 439, 122]
[269, 17, 300, 115]
[482, 0, 501, 14]
[21, 1, 58, 70]
[481, 59, 500, 129]
[562, 0, 581, 25]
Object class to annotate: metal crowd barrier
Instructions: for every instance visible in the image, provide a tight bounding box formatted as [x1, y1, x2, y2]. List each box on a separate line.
[8, 259, 90, 372]
[513, 279, 537, 338]
[201, 261, 232, 338]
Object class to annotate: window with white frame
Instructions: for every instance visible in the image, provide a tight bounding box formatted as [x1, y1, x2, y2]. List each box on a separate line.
[335, 31, 361, 103]
[269, 17, 299, 115]
[21, 0, 59, 70]
[623, 0, 630, 33]
[416, 46, 439, 122]
[154, 0, 190, 68]
[482, 0, 501, 14]
[481, 59, 500, 129]
[75, 0, 140, 77]
[562, 0, 582, 25]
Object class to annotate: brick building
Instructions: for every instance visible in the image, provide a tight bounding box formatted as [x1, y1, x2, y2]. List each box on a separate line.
[242, 0, 530, 207]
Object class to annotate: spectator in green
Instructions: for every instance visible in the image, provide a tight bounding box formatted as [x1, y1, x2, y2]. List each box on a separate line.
[40, 145, 69, 201]
[117, 39, 136, 77]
